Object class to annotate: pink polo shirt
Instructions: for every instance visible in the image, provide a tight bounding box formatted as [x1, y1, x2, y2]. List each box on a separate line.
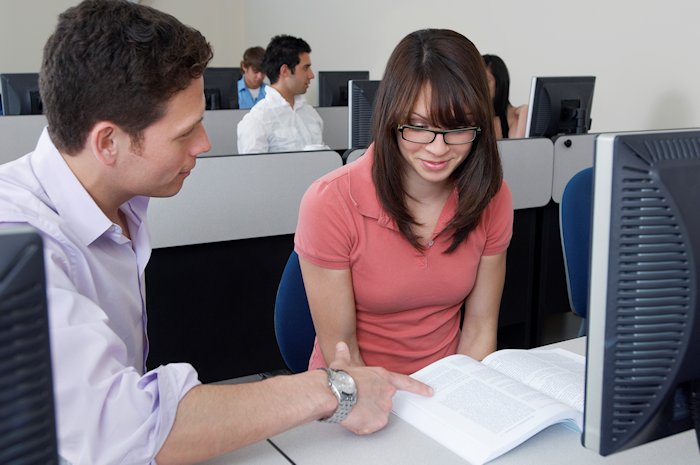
[294, 145, 513, 375]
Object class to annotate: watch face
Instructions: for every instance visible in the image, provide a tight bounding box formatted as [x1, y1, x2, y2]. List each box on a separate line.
[334, 371, 356, 395]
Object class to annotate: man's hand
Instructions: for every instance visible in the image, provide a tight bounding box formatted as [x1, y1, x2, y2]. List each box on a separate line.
[328, 342, 433, 435]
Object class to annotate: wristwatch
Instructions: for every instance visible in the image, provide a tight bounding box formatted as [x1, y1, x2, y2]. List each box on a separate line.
[318, 368, 357, 423]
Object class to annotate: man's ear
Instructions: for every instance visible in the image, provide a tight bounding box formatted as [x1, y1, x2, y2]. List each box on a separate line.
[279, 64, 290, 79]
[88, 122, 125, 167]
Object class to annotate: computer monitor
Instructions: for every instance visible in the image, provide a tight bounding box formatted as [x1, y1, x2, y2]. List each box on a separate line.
[0, 226, 59, 463]
[348, 80, 381, 149]
[202, 67, 242, 110]
[0, 73, 43, 115]
[524, 76, 595, 138]
[583, 129, 700, 456]
[317, 71, 369, 107]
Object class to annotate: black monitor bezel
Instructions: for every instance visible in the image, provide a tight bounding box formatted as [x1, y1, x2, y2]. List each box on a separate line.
[202, 67, 243, 110]
[0, 73, 43, 115]
[317, 71, 370, 107]
[525, 76, 595, 138]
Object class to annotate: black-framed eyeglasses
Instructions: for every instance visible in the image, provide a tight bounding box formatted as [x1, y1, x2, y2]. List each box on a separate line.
[397, 125, 481, 145]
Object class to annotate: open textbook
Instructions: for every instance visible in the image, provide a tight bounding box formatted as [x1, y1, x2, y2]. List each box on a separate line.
[392, 348, 585, 465]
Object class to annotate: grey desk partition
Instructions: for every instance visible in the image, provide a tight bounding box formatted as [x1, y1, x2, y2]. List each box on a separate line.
[201, 109, 248, 156]
[551, 134, 597, 204]
[204, 106, 349, 156]
[149, 150, 342, 247]
[497, 138, 553, 347]
[0, 106, 348, 163]
[343, 147, 366, 164]
[316, 106, 348, 151]
[0, 114, 47, 164]
[498, 138, 553, 210]
[343, 138, 555, 208]
[146, 150, 343, 381]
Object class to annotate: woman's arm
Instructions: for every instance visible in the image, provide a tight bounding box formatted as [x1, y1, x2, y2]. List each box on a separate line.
[457, 250, 507, 360]
[299, 257, 366, 367]
[511, 104, 529, 139]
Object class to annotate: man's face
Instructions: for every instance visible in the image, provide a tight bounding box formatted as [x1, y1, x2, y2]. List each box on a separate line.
[122, 77, 211, 198]
[242, 63, 265, 90]
[288, 52, 314, 96]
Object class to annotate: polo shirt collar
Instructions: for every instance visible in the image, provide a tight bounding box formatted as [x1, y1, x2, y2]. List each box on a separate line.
[347, 144, 459, 234]
[347, 144, 397, 230]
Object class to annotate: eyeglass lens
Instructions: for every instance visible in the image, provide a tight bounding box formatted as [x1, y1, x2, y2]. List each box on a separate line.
[402, 127, 476, 144]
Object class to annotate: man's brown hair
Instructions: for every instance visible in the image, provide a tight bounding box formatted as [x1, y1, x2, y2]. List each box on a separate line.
[40, 0, 213, 154]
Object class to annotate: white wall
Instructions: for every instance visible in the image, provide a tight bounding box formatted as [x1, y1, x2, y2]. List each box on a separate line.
[242, 0, 700, 133]
[1, 0, 699, 133]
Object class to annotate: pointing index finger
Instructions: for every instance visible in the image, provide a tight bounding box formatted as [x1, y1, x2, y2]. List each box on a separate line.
[386, 372, 434, 397]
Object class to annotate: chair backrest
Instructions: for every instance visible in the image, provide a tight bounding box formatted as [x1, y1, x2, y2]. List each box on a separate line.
[560, 167, 593, 320]
[274, 251, 316, 373]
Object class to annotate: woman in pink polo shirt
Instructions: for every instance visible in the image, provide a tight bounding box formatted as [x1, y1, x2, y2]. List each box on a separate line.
[294, 29, 513, 376]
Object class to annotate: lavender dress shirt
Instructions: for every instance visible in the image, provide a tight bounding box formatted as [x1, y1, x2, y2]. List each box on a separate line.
[0, 128, 201, 464]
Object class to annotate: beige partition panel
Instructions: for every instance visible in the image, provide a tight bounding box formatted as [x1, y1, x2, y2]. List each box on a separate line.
[498, 137, 554, 210]
[551, 134, 597, 204]
[204, 106, 349, 156]
[148, 150, 342, 249]
[345, 139, 553, 210]
[0, 115, 47, 164]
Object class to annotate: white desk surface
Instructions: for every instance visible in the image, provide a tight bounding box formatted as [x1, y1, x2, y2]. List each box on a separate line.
[195, 440, 288, 465]
[198, 337, 699, 464]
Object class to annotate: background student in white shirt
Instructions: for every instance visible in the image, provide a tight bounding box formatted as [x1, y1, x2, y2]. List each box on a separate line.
[237, 34, 329, 154]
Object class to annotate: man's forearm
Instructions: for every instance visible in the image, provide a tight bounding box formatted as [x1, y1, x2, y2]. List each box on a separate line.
[155, 369, 336, 465]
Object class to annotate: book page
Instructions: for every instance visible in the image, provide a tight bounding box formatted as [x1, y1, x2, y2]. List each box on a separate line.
[392, 354, 582, 464]
[481, 348, 585, 412]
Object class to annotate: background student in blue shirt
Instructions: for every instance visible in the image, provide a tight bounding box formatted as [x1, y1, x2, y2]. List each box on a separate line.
[238, 46, 267, 109]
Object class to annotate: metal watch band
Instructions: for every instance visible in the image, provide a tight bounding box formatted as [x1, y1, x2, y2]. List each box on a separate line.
[317, 367, 357, 424]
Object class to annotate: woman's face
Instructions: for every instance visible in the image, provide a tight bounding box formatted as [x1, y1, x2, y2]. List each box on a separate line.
[485, 65, 496, 103]
[397, 86, 474, 190]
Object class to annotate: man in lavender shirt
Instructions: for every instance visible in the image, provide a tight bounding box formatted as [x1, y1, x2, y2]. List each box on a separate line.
[0, 1, 432, 464]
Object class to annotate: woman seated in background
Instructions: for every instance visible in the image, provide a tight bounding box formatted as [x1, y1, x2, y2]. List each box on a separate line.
[483, 54, 528, 139]
[294, 29, 514, 376]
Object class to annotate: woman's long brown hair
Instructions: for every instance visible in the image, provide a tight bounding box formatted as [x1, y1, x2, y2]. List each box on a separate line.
[371, 29, 502, 253]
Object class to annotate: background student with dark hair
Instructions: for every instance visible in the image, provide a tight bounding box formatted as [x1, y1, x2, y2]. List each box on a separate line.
[237, 34, 328, 154]
[0, 2, 432, 463]
[483, 54, 529, 139]
[295, 29, 514, 376]
[238, 46, 267, 109]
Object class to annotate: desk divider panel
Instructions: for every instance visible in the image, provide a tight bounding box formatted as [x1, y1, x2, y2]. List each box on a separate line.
[531, 134, 597, 344]
[146, 151, 343, 381]
[200, 109, 248, 157]
[0, 114, 47, 165]
[201, 106, 349, 157]
[497, 138, 553, 348]
[551, 134, 597, 204]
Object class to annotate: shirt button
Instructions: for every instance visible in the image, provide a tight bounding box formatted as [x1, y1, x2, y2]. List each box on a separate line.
[428, 240, 434, 246]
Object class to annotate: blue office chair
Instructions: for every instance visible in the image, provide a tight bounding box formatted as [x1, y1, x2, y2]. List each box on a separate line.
[559, 167, 593, 337]
[274, 251, 316, 373]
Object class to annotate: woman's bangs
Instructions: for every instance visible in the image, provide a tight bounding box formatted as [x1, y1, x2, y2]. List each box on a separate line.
[426, 76, 476, 129]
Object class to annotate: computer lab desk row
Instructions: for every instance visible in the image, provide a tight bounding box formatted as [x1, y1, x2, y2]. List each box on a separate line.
[0, 112, 598, 380]
[141, 135, 597, 383]
[196, 336, 699, 465]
